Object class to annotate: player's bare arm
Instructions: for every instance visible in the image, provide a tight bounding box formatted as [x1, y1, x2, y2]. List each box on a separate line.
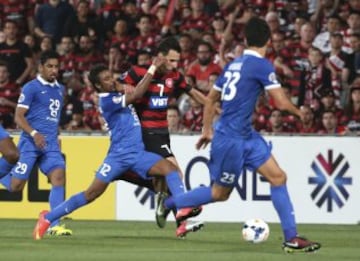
[15, 106, 46, 149]
[124, 57, 166, 105]
[267, 87, 302, 119]
[196, 88, 221, 150]
[188, 87, 207, 105]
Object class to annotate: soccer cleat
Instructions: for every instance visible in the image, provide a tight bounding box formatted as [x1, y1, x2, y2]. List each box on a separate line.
[176, 220, 204, 238]
[33, 210, 51, 240]
[47, 224, 73, 236]
[155, 192, 170, 228]
[282, 236, 321, 253]
[175, 206, 203, 223]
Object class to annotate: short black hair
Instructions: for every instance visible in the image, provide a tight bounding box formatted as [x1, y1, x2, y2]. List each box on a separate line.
[88, 64, 108, 92]
[156, 37, 181, 55]
[39, 50, 59, 65]
[245, 17, 271, 48]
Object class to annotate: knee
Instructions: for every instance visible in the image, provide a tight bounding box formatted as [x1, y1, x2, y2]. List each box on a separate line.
[49, 172, 65, 186]
[4, 149, 19, 165]
[84, 189, 101, 203]
[268, 170, 287, 186]
[11, 182, 25, 192]
[211, 189, 230, 202]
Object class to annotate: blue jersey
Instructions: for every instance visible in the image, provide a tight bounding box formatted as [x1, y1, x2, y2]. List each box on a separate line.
[17, 75, 64, 141]
[214, 50, 281, 138]
[98, 92, 144, 154]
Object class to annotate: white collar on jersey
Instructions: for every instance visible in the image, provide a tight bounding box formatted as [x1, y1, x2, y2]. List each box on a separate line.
[36, 75, 60, 87]
[244, 49, 263, 58]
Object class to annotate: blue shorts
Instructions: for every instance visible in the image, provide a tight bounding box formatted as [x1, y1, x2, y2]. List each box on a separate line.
[208, 131, 271, 187]
[0, 125, 10, 141]
[95, 149, 163, 183]
[11, 136, 65, 180]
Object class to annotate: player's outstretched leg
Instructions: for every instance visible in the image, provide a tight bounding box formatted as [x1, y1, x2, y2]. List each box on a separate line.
[176, 220, 204, 238]
[282, 236, 321, 253]
[155, 192, 171, 228]
[33, 210, 51, 240]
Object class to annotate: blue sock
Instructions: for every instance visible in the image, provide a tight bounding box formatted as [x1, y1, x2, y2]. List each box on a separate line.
[49, 185, 65, 226]
[0, 158, 14, 178]
[165, 186, 213, 209]
[165, 171, 185, 196]
[0, 174, 12, 191]
[45, 192, 88, 223]
[271, 185, 297, 241]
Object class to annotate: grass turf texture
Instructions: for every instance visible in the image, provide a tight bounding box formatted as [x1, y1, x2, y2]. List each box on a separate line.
[0, 220, 359, 261]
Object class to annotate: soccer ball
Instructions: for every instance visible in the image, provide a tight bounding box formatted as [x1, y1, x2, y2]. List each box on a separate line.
[242, 218, 270, 244]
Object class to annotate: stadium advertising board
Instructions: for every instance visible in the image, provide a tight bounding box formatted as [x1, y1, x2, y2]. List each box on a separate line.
[116, 135, 360, 224]
[0, 136, 115, 220]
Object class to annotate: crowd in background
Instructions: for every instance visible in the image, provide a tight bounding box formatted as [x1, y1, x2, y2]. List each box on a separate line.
[0, 0, 359, 135]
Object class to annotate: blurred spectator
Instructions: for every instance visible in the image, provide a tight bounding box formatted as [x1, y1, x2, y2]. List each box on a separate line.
[178, 33, 196, 73]
[180, 0, 210, 32]
[298, 46, 331, 109]
[296, 105, 319, 133]
[312, 14, 342, 53]
[186, 41, 222, 92]
[311, 0, 340, 33]
[77, 71, 102, 130]
[267, 31, 286, 63]
[128, 14, 158, 62]
[167, 104, 186, 133]
[325, 32, 352, 103]
[0, 0, 34, 37]
[136, 48, 152, 67]
[265, 11, 282, 34]
[274, 22, 316, 101]
[265, 109, 293, 133]
[108, 44, 127, 77]
[58, 36, 75, 81]
[318, 109, 346, 134]
[97, 0, 123, 41]
[110, 17, 130, 53]
[182, 96, 203, 132]
[63, 0, 99, 44]
[348, 33, 360, 84]
[0, 20, 32, 84]
[34, 0, 74, 43]
[342, 12, 360, 53]
[253, 92, 272, 132]
[316, 88, 344, 122]
[341, 83, 360, 134]
[0, 60, 19, 128]
[73, 34, 104, 75]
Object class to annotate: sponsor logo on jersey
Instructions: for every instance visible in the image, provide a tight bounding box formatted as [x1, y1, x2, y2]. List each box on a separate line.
[149, 96, 168, 109]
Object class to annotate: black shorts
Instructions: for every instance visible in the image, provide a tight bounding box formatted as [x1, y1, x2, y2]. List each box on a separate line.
[142, 131, 174, 158]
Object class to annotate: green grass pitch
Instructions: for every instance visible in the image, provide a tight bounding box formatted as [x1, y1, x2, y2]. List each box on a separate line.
[0, 220, 359, 261]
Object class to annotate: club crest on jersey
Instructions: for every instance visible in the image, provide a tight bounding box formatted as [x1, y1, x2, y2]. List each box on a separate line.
[165, 78, 174, 88]
[268, 72, 278, 84]
[18, 93, 25, 103]
[112, 95, 123, 104]
[149, 96, 168, 109]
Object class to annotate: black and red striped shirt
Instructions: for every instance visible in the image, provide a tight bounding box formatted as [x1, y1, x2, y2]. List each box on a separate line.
[122, 66, 191, 134]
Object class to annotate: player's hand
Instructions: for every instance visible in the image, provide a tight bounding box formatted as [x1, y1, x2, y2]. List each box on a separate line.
[33, 132, 47, 149]
[152, 56, 167, 68]
[196, 129, 213, 150]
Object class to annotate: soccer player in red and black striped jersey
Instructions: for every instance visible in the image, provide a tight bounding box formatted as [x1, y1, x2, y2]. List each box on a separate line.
[121, 37, 206, 238]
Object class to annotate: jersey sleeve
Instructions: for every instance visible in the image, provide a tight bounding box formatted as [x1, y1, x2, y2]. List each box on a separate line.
[121, 66, 143, 85]
[17, 83, 36, 109]
[256, 59, 281, 90]
[101, 93, 127, 113]
[176, 73, 192, 93]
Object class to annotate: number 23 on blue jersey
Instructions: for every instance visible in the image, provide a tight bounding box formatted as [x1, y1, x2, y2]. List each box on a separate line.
[221, 71, 241, 101]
